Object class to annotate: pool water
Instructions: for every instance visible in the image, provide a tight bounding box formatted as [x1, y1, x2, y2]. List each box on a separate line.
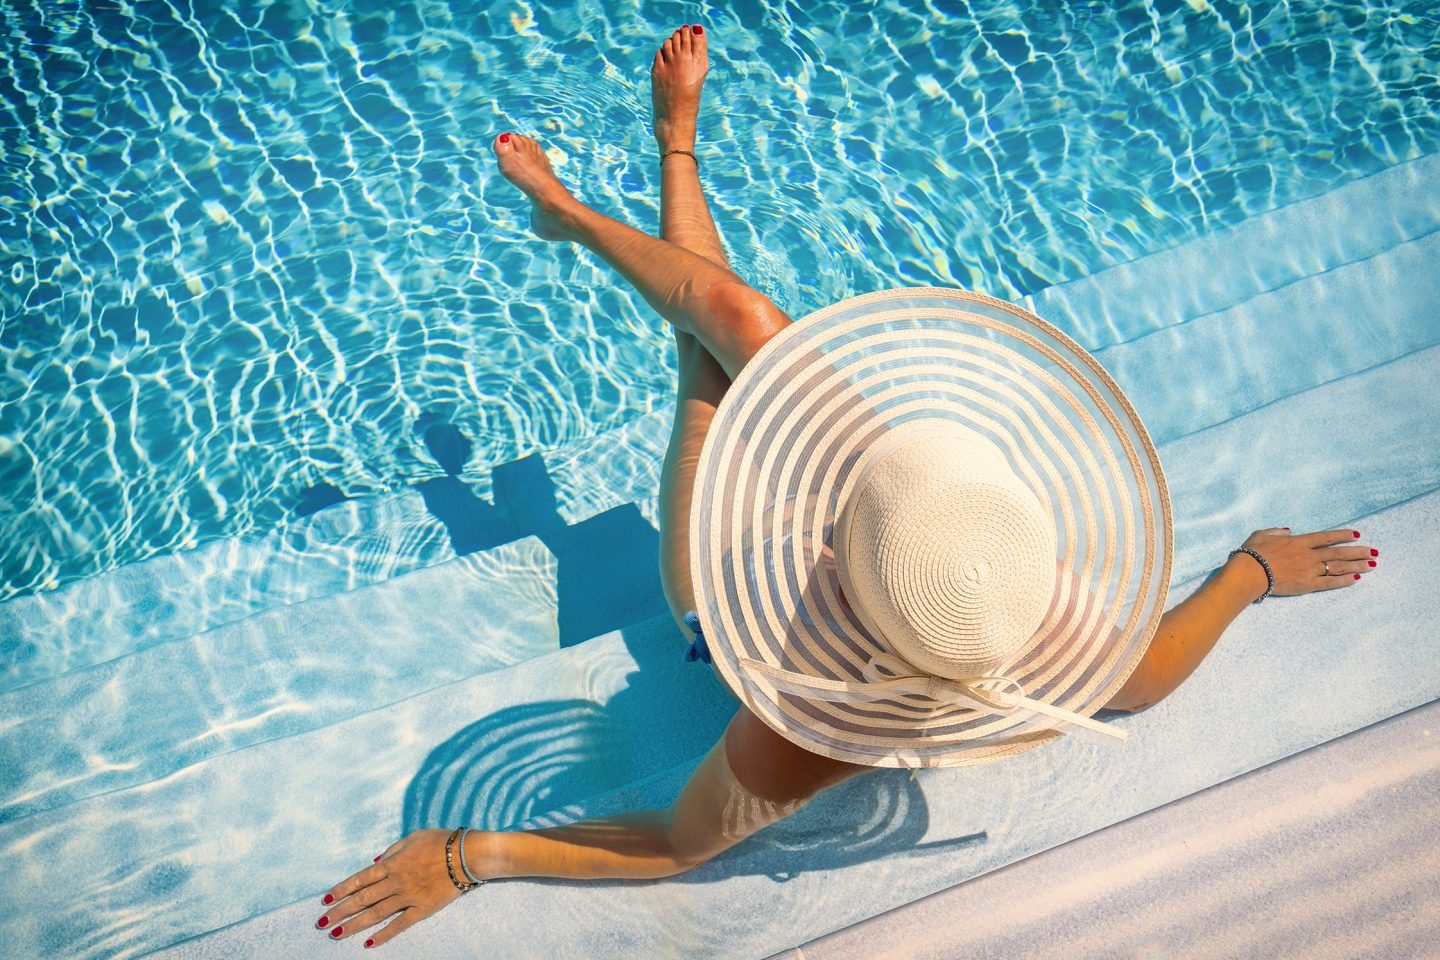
[0, 0, 1435, 603]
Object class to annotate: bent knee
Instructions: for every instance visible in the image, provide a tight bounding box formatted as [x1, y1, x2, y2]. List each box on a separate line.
[705, 281, 791, 342]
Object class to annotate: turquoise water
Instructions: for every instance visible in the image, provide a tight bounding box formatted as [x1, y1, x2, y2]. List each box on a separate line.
[1, 0, 1436, 607]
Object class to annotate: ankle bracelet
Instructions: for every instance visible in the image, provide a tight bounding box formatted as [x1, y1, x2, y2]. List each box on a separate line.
[660, 149, 698, 166]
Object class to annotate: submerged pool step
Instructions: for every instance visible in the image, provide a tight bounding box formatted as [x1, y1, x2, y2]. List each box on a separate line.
[0, 537, 560, 826]
[0, 490, 456, 694]
[7, 335, 1438, 960]
[0, 614, 738, 960]
[1023, 151, 1440, 352]
[148, 484, 1440, 960]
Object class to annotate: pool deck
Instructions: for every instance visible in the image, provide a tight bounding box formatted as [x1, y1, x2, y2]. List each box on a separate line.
[776, 696, 1440, 960]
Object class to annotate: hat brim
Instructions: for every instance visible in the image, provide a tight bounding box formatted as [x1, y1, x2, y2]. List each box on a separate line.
[689, 288, 1173, 768]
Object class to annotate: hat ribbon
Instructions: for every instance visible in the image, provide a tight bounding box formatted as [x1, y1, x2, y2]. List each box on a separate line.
[735, 651, 1127, 747]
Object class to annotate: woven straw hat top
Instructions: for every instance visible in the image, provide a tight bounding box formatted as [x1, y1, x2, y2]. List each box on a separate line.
[689, 288, 1172, 768]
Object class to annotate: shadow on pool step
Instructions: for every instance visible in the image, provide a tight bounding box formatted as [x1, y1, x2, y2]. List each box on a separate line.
[421, 447, 671, 647]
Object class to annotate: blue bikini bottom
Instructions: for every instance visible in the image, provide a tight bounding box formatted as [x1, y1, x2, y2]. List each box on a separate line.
[682, 611, 711, 664]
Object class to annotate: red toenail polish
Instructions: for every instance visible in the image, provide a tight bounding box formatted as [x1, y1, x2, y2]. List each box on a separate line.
[332, 926, 344, 938]
[323, 894, 333, 905]
[694, 24, 703, 34]
[373, 855, 381, 862]
[499, 133, 510, 143]
[1368, 560, 1376, 567]
[1352, 530, 1360, 538]
[318, 916, 329, 928]
[366, 940, 375, 948]
[1354, 574, 1361, 580]
[1370, 549, 1378, 557]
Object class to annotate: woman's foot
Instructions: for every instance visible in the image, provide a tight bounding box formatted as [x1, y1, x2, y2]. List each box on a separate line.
[651, 24, 708, 152]
[493, 133, 579, 241]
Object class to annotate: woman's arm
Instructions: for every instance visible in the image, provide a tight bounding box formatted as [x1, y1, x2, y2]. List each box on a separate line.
[1104, 526, 1371, 713]
[318, 711, 836, 947]
[472, 727, 753, 880]
[1103, 550, 1265, 713]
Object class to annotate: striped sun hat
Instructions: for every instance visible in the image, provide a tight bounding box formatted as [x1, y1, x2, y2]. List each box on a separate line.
[689, 288, 1173, 768]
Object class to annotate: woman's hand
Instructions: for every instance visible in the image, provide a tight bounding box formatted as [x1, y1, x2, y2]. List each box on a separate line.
[315, 828, 469, 949]
[1234, 526, 1377, 599]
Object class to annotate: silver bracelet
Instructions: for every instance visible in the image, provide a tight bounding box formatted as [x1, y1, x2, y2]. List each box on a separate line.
[458, 827, 485, 886]
[1228, 547, 1274, 604]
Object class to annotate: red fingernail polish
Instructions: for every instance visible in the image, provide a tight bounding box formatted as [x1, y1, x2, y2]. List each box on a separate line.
[1368, 560, 1376, 567]
[323, 894, 333, 905]
[499, 133, 510, 143]
[317, 916, 329, 928]
[1354, 574, 1361, 580]
[332, 926, 344, 938]
[1353, 530, 1360, 538]
[694, 24, 704, 34]
[365, 940, 375, 949]
[373, 855, 382, 862]
[1370, 549, 1378, 557]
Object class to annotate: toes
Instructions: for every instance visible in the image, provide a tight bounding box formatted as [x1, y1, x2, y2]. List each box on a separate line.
[662, 36, 674, 59]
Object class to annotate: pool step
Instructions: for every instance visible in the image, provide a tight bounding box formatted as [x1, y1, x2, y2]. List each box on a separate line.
[1022, 151, 1440, 352]
[145, 484, 1440, 960]
[0, 614, 738, 960]
[0, 537, 559, 826]
[0, 489, 456, 694]
[0, 430, 665, 696]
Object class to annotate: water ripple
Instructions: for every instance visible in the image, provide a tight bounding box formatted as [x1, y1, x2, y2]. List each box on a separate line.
[1, 0, 1437, 602]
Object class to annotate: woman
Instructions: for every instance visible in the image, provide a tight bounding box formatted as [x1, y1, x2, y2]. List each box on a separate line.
[314, 25, 1373, 949]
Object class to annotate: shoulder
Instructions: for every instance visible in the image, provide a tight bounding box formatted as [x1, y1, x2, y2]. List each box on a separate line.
[722, 706, 873, 804]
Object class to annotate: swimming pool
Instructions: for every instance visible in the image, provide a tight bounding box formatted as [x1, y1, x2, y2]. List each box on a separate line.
[3, 0, 1434, 608]
[1, 1, 1437, 958]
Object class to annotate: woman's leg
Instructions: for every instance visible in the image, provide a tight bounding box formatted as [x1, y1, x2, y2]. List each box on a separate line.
[653, 25, 729, 270]
[493, 134, 790, 382]
[649, 25, 734, 640]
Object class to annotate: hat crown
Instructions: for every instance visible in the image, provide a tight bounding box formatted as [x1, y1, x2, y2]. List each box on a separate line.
[838, 427, 1058, 680]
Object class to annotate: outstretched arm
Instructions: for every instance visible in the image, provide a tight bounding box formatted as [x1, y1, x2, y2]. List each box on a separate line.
[317, 710, 839, 948]
[1104, 526, 1373, 712]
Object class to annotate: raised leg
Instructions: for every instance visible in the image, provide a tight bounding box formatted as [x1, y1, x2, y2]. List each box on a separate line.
[492, 134, 790, 382]
[653, 25, 729, 270]
[649, 25, 735, 648]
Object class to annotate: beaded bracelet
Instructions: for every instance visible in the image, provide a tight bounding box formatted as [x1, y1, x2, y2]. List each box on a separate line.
[1228, 546, 1274, 604]
[443, 827, 480, 893]
[661, 148, 698, 166]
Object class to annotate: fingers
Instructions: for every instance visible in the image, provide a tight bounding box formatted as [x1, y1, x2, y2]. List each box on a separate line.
[321, 878, 398, 928]
[329, 894, 406, 941]
[325, 862, 388, 906]
[1334, 545, 1378, 563]
[1314, 571, 1361, 590]
[365, 907, 420, 949]
[1297, 528, 1362, 547]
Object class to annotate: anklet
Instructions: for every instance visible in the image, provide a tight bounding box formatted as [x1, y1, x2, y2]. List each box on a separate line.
[661, 149, 698, 166]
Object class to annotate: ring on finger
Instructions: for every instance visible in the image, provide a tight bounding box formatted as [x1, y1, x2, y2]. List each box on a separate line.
[1322, 560, 1330, 576]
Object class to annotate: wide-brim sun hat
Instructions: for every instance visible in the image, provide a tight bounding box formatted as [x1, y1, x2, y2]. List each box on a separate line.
[689, 288, 1173, 768]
